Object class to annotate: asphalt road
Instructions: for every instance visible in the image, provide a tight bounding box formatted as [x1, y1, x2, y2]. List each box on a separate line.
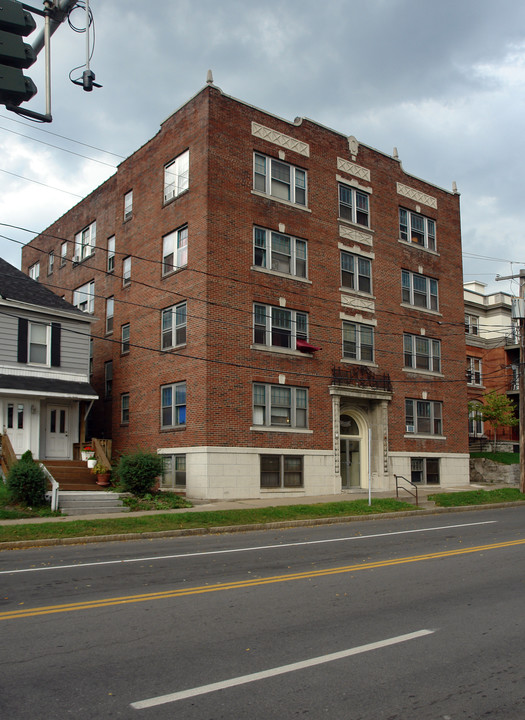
[1, 507, 524, 719]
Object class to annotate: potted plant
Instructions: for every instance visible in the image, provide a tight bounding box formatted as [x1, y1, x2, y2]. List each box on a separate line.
[81, 445, 95, 461]
[92, 462, 111, 487]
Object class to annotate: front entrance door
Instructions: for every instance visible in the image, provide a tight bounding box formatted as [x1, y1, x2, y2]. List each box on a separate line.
[5, 401, 29, 457]
[340, 438, 360, 488]
[46, 405, 69, 459]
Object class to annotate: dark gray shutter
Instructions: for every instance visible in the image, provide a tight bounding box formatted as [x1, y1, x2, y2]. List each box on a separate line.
[17, 318, 28, 363]
[51, 322, 61, 367]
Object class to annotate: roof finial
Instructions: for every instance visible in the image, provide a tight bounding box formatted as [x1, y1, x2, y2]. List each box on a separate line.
[206, 69, 214, 85]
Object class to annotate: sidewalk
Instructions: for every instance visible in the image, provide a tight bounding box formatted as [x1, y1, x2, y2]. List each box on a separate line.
[0, 483, 504, 526]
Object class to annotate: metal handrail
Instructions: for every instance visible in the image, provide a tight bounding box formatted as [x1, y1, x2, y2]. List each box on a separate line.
[40, 463, 59, 512]
[394, 474, 419, 506]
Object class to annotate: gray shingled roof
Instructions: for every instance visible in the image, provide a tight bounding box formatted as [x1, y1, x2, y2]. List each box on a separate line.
[0, 257, 85, 316]
[0, 374, 98, 399]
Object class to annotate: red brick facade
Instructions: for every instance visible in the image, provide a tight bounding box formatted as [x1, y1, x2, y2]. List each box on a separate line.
[22, 85, 469, 497]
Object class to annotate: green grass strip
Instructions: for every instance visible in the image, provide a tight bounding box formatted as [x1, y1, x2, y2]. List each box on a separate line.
[429, 487, 525, 507]
[470, 452, 520, 465]
[0, 499, 414, 544]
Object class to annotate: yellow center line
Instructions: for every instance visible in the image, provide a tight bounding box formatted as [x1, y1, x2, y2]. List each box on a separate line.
[2, 537, 524, 621]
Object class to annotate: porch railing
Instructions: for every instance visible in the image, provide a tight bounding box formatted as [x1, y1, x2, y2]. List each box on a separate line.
[41, 463, 59, 512]
[394, 474, 419, 506]
[332, 365, 392, 392]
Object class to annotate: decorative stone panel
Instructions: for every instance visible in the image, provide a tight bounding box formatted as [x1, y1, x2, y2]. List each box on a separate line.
[341, 295, 376, 313]
[396, 182, 437, 209]
[337, 157, 370, 182]
[251, 122, 310, 157]
[339, 224, 373, 246]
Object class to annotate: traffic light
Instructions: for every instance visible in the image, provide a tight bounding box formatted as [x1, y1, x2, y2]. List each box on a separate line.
[0, 0, 37, 107]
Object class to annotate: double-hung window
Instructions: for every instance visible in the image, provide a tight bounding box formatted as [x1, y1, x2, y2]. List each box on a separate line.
[253, 384, 308, 428]
[124, 190, 133, 221]
[121, 393, 130, 424]
[29, 262, 40, 281]
[162, 226, 188, 275]
[341, 252, 372, 293]
[464, 313, 479, 335]
[260, 455, 303, 488]
[338, 184, 369, 227]
[466, 356, 482, 385]
[254, 153, 307, 206]
[342, 321, 374, 362]
[74, 221, 96, 261]
[107, 236, 115, 272]
[403, 334, 441, 373]
[105, 361, 113, 398]
[468, 403, 483, 436]
[254, 304, 308, 350]
[106, 296, 114, 333]
[122, 256, 131, 286]
[60, 242, 67, 267]
[48, 251, 54, 275]
[399, 208, 436, 250]
[121, 323, 130, 354]
[161, 382, 186, 428]
[28, 322, 49, 364]
[253, 227, 307, 278]
[405, 399, 442, 435]
[164, 150, 189, 203]
[18, 318, 60, 367]
[73, 281, 95, 313]
[161, 301, 187, 348]
[402, 270, 438, 310]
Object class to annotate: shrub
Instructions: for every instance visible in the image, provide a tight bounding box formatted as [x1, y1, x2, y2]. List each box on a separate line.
[7, 452, 47, 507]
[116, 451, 164, 496]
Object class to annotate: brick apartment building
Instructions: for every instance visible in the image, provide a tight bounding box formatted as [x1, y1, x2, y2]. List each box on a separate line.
[22, 82, 469, 498]
[464, 281, 519, 449]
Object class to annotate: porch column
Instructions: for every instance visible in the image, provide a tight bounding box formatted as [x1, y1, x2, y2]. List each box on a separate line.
[332, 393, 341, 475]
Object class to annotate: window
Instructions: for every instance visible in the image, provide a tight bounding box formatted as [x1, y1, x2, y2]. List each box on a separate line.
[48, 251, 54, 275]
[254, 153, 307, 206]
[465, 313, 479, 335]
[162, 226, 188, 275]
[403, 334, 441, 373]
[162, 454, 186, 487]
[338, 184, 369, 227]
[74, 221, 96, 261]
[121, 323, 130, 354]
[161, 382, 186, 428]
[253, 384, 308, 428]
[124, 190, 133, 220]
[73, 281, 95, 313]
[28, 322, 49, 364]
[106, 296, 114, 334]
[468, 403, 483, 437]
[60, 242, 67, 267]
[104, 361, 113, 398]
[122, 256, 131, 286]
[466, 356, 482, 385]
[7, 403, 24, 430]
[405, 399, 442, 435]
[164, 149, 189, 203]
[253, 227, 307, 278]
[254, 304, 308, 350]
[399, 208, 436, 250]
[28, 262, 39, 281]
[341, 252, 372, 293]
[162, 302, 187, 349]
[402, 270, 438, 310]
[121, 393, 129, 424]
[107, 236, 115, 272]
[342, 321, 374, 362]
[411, 458, 440, 484]
[260, 455, 303, 488]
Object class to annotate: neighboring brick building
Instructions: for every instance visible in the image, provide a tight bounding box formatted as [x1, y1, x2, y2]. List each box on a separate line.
[22, 82, 469, 498]
[464, 281, 518, 449]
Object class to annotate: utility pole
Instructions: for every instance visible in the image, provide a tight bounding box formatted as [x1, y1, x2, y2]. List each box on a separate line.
[496, 270, 525, 493]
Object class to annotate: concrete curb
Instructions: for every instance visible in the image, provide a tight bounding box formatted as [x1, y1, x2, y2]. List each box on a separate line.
[1, 501, 524, 551]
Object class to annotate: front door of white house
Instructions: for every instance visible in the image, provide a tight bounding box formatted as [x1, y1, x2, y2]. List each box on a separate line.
[4, 400, 29, 457]
[45, 405, 69, 458]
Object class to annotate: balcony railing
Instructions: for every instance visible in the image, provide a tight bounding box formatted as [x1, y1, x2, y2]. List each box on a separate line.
[332, 365, 392, 392]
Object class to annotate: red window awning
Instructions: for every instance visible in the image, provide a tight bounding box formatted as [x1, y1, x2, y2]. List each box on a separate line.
[296, 339, 321, 353]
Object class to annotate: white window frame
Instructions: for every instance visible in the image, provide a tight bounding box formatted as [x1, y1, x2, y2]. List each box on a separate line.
[107, 236, 115, 272]
[161, 301, 187, 349]
[253, 383, 308, 429]
[73, 281, 95, 313]
[338, 184, 370, 227]
[260, 455, 303, 488]
[162, 226, 188, 275]
[402, 270, 438, 311]
[403, 334, 441, 373]
[28, 322, 50, 365]
[28, 262, 40, 281]
[466, 356, 482, 385]
[399, 208, 436, 250]
[121, 323, 130, 354]
[253, 153, 307, 206]
[74, 221, 96, 261]
[124, 190, 133, 221]
[405, 399, 442, 435]
[106, 296, 114, 334]
[468, 403, 484, 437]
[253, 304, 308, 350]
[342, 321, 374, 362]
[60, 242, 67, 267]
[341, 252, 372, 293]
[161, 382, 187, 428]
[164, 150, 189, 203]
[48, 251, 54, 275]
[253, 227, 307, 278]
[122, 256, 131, 286]
[465, 313, 479, 335]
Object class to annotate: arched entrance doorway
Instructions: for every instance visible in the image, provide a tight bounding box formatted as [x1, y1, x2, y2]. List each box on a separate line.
[340, 412, 363, 489]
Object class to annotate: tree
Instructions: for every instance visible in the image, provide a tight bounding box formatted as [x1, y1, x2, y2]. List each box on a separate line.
[475, 391, 518, 452]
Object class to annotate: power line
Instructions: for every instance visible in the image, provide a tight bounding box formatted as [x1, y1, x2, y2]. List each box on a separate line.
[0, 170, 84, 198]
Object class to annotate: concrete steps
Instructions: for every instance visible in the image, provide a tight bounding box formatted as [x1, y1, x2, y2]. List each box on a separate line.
[57, 491, 129, 516]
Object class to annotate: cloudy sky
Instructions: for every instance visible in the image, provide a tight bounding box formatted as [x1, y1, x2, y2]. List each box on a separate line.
[1, 0, 524, 297]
